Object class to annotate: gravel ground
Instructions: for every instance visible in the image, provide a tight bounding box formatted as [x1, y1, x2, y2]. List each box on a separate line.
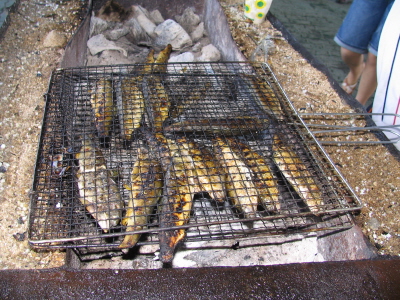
[0, 0, 398, 270]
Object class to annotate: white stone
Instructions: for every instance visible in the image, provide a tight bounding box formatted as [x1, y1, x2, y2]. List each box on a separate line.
[87, 50, 132, 66]
[190, 22, 204, 43]
[124, 17, 151, 45]
[154, 19, 192, 50]
[104, 26, 130, 41]
[89, 14, 113, 37]
[87, 34, 127, 56]
[131, 5, 156, 38]
[175, 7, 201, 34]
[197, 44, 221, 62]
[43, 30, 67, 48]
[167, 52, 195, 75]
[150, 10, 164, 25]
[168, 52, 195, 63]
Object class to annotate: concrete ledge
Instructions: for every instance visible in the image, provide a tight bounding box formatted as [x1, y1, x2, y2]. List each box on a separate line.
[1, 259, 400, 299]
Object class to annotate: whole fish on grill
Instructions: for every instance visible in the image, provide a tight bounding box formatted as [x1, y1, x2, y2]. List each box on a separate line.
[119, 147, 163, 249]
[143, 49, 155, 74]
[159, 145, 201, 263]
[90, 78, 114, 137]
[144, 76, 171, 132]
[117, 78, 145, 140]
[153, 44, 172, 73]
[241, 75, 284, 120]
[272, 136, 323, 213]
[226, 139, 280, 212]
[75, 137, 123, 232]
[163, 117, 269, 137]
[175, 137, 226, 203]
[213, 137, 259, 218]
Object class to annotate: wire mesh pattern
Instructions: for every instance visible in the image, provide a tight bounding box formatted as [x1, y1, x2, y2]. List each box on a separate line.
[28, 62, 361, 249]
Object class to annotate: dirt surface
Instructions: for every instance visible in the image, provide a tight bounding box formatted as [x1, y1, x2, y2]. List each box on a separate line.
[0, 0, 398, 270]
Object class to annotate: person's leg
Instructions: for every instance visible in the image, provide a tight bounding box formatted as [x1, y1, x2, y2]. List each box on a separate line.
[355, 52, 377, 105]
[340, 47, 364, 94]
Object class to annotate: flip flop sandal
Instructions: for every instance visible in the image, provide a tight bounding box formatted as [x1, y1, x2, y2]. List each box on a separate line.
[341, 80, 357, 94]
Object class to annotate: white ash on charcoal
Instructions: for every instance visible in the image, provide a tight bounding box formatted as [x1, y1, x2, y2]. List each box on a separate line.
[86, 3, 221, 66]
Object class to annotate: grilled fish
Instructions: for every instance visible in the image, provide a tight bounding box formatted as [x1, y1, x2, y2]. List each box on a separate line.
[213, 137, 259, 218]
[75, 137, 123, 232]
[143, 49, 155, 74]
[226, 139, 280, 212]
[153, 44, 172, 73]
[175, 137, 226, 202]
[119, 148, 163, 249]
[159, 146, 200, 263]
[244, 75, 284, 119]
[163, 117, 269, 137]
[272, 136, 323, 213]
[117, 78, 145, 140]
[90, 78, 114, 137]
[145, 76, 171, 132]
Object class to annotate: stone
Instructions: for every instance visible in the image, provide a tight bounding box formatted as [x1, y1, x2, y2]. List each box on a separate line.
[103, 26, 130, 41]
[89, 14, 114, 37]
[43, 30, 67, 48]
[114, 37, 143, 54]
[190, 22, 205, 43]
[124, 17, 152, 45]
[87, 34, 127, 56]
[167, 52, 195, 75]
[175, 7, 201, 34]
[87, 50, 132, 66]
[168, 52, 195, 63]
[150, 10, 164, 25]
[197, 44, 221, 62]
[154, 19, 192, 50]
[131, 5, 156, 38]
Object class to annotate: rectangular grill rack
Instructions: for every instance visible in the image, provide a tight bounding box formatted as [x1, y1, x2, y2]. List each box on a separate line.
[28, 62, 362, 249]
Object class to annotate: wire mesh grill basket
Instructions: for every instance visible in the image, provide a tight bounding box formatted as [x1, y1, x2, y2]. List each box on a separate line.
[28, 62, 361, 250]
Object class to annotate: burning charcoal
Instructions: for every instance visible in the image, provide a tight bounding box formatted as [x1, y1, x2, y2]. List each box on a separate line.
[87, 34, 128, 56]
[197, 44, 221, 62]
[154, 19, 192, 50]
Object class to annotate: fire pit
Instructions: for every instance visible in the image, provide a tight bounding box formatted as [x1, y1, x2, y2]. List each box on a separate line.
[27, 0, 370, 267]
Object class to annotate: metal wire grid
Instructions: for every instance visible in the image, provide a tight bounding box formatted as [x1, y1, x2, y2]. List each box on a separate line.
[29, 62, 361, 249]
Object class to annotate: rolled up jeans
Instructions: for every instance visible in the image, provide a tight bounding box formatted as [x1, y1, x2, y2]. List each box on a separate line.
[334, 0, 393, 56]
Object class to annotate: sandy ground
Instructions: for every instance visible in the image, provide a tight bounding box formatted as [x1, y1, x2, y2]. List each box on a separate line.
[0, 0, 398, 270]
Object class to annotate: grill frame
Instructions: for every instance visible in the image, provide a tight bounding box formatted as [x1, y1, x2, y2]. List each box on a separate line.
[28, 62, 362, 249]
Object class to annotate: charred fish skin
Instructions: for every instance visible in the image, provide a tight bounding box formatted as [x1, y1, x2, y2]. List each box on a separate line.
[146, 76, 171, 132]
[175, 137, 227, 203]
[90, 78, 114, 137]
[242, 75, 284, 120]
[226, 139, 280, 212]
[163, 117, 269, 137]
[272, 136, 323, 214]
[212, 138, 259, 218]
[158, 151, 200, 263]
[118, 78, 145, 140]
[153, 44, 172, 73]
[119, 148, 163, 249]
[75, 138, 123, 232]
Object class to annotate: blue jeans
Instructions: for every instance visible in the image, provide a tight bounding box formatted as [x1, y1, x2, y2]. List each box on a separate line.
[334, 0, 394, 55]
